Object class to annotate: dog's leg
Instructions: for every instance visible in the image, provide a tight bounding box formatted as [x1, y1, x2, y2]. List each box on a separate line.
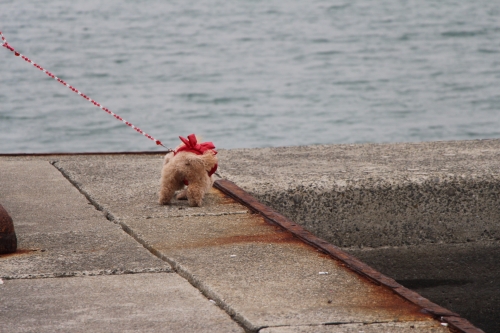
[186, 175, 213, 207]
[186, 183, 205, 207]
[159, 172, 184, 205]
[159, 184, 177, 205]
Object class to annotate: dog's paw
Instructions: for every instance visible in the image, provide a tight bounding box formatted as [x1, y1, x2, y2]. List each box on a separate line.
[158, 195, 172, 205]
[188, 199, 203, 207]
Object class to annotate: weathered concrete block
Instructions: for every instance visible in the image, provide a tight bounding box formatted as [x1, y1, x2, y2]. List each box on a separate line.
[217, 140, 500, 248]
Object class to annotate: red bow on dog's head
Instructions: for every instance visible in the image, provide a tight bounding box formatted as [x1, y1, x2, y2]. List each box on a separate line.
[174, 134, 218, 178]
[175, 134, 217, 156]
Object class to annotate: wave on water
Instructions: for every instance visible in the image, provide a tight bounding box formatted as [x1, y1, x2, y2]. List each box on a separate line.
[1, 0, 499, 153]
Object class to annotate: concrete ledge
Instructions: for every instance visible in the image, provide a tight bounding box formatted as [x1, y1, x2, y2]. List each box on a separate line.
[217, 139, 500, 248]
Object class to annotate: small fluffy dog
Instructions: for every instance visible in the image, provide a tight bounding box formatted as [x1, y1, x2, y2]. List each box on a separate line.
[159, 134, 218, 207]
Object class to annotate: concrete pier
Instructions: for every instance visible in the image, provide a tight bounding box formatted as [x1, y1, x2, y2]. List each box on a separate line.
[217, 139, 500, 333]
[1, 139, 496, 332]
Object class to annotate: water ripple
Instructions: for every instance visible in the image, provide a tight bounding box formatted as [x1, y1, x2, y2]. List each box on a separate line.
[1, 0, 499, 152]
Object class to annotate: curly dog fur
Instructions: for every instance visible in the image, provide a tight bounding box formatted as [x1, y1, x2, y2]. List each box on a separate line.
[158, 150, 218, 207]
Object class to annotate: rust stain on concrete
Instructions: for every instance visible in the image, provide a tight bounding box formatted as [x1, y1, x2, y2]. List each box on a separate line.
[152, 211, 307, 251]
[197, 228, 301, 247]
[0, 248, 40, 259]
[210, 187, 243, 206]
[347, 283, 433, 322]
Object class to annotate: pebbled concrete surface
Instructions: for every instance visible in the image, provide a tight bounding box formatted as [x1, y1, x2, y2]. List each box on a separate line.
[0, 273, 243, 333]
[0, 160, 171, 278]
[0, 158, 244, 333]
[51, 157, 246, 220]
[122, 214, 433, 330]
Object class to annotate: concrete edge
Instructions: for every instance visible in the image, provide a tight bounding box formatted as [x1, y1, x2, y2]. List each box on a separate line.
[214, 179, 486, 333]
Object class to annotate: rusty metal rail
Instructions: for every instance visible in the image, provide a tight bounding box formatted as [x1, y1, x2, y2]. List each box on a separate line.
[214, 179, 484, 333]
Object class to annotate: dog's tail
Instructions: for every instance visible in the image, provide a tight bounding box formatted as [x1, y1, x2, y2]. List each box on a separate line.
[184, 150, 218, 174]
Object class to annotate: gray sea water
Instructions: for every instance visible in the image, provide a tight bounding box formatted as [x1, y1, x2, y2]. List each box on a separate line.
[1, 0, 500, 153]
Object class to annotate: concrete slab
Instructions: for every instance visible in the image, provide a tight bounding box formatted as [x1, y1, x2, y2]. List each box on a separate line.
[102, 213, 436, 331]
[0, 230, 170, 279]
[0, 160, 171, 277]
[0, 160, 112, 234]
[0, 273, 244, 333]
[260, 321, 451, 333]
[53, 158, 247, 220]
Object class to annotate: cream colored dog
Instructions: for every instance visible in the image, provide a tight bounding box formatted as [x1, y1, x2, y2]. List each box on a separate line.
[159, 134, 218, 207]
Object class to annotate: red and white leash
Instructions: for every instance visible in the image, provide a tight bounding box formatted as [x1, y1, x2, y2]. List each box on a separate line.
[1, 31, 171, 151]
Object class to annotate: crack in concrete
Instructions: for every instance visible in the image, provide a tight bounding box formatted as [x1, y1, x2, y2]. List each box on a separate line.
[255, 321, 384, 332]
[138, 211, 249, 220]
[257, 320, 451, 332]
[1, 267, 172, 280]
